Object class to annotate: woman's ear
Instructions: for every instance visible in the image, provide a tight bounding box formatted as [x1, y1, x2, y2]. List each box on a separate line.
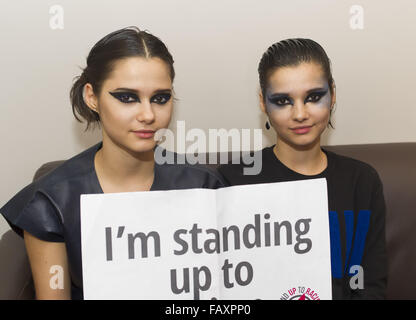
[259, 91, 267, 114]
[83, 83, 99, 114]
[330, 81, 336, 110]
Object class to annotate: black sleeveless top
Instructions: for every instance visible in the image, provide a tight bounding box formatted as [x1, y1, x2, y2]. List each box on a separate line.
[0, 142, 225, 299]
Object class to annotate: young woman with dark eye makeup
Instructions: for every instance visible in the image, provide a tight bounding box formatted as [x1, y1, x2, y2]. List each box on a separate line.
[218, 38, 387, 300]
[0, 27, 225, 300]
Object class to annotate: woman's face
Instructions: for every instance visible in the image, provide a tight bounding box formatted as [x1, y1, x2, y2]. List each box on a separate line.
[260, 62, 335, 150]
[87, 57, 173, 154]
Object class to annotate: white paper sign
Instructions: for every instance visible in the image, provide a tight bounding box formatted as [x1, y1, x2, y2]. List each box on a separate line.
[81, 178, 331, 300]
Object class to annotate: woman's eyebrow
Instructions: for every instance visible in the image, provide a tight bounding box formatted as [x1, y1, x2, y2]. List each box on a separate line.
[153, 89, 172, 94]
[268, 87, 328, 98]
[111, 87, 138, 93]
[267, 92, 290, 99]
[111, 88, 172, 94]
[306, 87, 328, 94]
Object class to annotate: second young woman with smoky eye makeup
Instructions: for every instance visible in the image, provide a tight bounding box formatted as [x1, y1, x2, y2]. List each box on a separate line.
[218, 38, 387, 300]
[0, 26, 226, 300]
[265, 86, 331, 110]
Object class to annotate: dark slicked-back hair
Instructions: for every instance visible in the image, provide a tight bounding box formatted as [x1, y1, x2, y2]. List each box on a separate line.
[70, 26, 175, 130]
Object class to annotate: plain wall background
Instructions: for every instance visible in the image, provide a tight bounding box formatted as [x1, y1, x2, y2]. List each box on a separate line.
[1, 0, 415, 236]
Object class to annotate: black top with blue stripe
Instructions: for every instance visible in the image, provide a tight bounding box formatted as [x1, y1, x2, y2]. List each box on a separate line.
[218, 145, 387, 300]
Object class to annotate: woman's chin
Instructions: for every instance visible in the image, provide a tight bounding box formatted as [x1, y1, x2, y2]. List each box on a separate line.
[282, 135, 321, 151]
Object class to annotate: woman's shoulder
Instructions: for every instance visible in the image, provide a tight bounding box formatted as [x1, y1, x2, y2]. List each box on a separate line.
[7, 142, 99, 199]
[153, 147, 227, 189]
[217, 147, 272, 185]
[324, 148, 382, 183]
[34, 143, 100, 188]
[0, 143, 101, 240]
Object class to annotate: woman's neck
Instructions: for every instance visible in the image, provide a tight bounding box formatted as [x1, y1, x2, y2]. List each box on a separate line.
[95, 138, 155, 193]
[273, 138, 327, 176]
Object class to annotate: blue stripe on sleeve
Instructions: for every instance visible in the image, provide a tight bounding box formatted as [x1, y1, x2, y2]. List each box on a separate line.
[328, 211, 343, 278]
[347, 210, 371, 275]
[343, 210, 354, 275]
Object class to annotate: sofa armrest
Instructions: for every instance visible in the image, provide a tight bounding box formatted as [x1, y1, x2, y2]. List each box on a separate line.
[0, 161, 65, 299]
[0, 228, 34, 299]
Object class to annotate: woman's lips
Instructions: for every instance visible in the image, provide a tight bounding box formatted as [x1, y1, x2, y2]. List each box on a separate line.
[132, 130, 155, 139]
[291, 126, 313, 134]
